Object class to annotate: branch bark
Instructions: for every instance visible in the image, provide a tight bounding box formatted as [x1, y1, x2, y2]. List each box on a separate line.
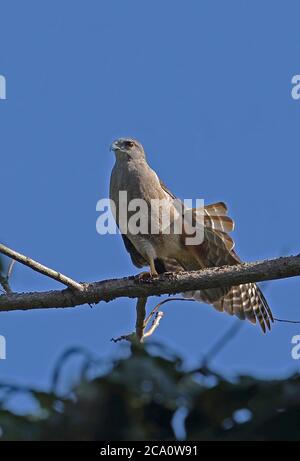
[0, 255, 299, 313]
[135, 297, 147, 342]
[0, 243, 84, 291]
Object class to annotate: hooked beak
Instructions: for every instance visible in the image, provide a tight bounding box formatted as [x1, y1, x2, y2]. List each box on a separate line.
[110, 140, 120, 152]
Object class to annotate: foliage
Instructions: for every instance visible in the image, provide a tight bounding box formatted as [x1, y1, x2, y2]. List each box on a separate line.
[0, 344, 300, 441]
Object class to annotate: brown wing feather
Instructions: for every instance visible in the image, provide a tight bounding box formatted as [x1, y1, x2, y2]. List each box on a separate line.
[121, 234, 147, 268]
[184, 202, 273, 332]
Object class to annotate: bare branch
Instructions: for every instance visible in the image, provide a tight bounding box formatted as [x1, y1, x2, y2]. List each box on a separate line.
[0, 258, 15, 294]
[111, 333, 135, 343]
[7, 260, 15, 279]
[0, 243, 84, 291]
[144, 297, 194, 328]
[0, 255, 299, 312]
[0, 275, 12, 295]
[135, 297, 147, 342]
[144, 312, 164, 339]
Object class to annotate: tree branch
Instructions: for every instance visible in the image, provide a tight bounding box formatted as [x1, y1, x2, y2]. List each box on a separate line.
[0, 258, 15, 294]
[0, 243, 84, 291]
[135, 297, 147, 342]
[143, 312, 164, 339]
[0, 275, 12, 295]
[0, 255, 299, 313]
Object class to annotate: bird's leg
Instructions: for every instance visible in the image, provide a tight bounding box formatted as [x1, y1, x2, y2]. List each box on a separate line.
[149, 258, 158, 277]
[138, 258, 158, 280]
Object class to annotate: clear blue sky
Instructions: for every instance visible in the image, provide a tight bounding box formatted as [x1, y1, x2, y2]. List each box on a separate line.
[1, 0, 300, 399]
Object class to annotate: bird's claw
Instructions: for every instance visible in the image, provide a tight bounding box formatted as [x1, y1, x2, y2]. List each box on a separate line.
[138, 271, 151, 280]
[137, 271, 158, 283]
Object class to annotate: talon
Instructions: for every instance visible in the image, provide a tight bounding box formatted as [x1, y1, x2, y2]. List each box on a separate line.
[137, 269, 158, 283]
[138, 271, 152, 280]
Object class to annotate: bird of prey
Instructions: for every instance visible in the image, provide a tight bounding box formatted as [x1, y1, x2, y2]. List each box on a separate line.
[109, 138, 273, 332]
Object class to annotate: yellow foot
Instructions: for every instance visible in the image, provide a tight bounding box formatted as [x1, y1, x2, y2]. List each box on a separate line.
[138, 271, 152, 281]
[138, 268, 159, 282]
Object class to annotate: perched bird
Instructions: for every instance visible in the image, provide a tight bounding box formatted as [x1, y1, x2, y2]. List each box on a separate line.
[109, 138, 273, 332]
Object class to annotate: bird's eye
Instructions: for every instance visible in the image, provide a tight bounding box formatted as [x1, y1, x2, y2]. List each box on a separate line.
[125, 141, 134, 148]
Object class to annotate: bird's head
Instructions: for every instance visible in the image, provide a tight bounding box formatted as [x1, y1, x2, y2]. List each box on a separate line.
[110, 138, 145, 161]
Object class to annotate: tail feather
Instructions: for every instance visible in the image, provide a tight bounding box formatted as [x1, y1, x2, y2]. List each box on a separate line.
[180, 201, 273, 333]
[185, 282, 273, 333]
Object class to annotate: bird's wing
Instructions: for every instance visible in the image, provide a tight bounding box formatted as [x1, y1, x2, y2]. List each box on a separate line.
[120, 233, 147, 268]
[183, 204, 273, 332]
[159, 178, 177, 200]
[119, 177, 176, 269]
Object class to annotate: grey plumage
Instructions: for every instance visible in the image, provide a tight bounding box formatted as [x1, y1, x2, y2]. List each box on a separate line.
[109, 137, 273, 332]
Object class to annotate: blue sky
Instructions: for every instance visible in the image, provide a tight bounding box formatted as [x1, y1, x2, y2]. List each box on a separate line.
[0, 0, 300, 396]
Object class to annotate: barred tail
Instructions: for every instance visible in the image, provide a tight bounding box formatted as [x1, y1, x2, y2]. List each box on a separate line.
[184, 283, 273, 333]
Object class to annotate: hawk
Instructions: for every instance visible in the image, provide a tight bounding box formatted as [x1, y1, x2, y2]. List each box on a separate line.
[109, 138, 273, 332]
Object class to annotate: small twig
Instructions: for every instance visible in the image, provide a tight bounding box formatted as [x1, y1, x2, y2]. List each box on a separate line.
[0, 243, 84, 291]
[135, 297, 147, 343]
[7, 260, 15, 279]
[111, 333, 135, 343]
[0, 275, 12, 295]
[274, 317, 300, 324]
[112, 297, 148, 344]
[0, 259, 15, 294]
[142, 297, 193, 340]
[144, 312, 164, 338]
[144, 297, 195, 329]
